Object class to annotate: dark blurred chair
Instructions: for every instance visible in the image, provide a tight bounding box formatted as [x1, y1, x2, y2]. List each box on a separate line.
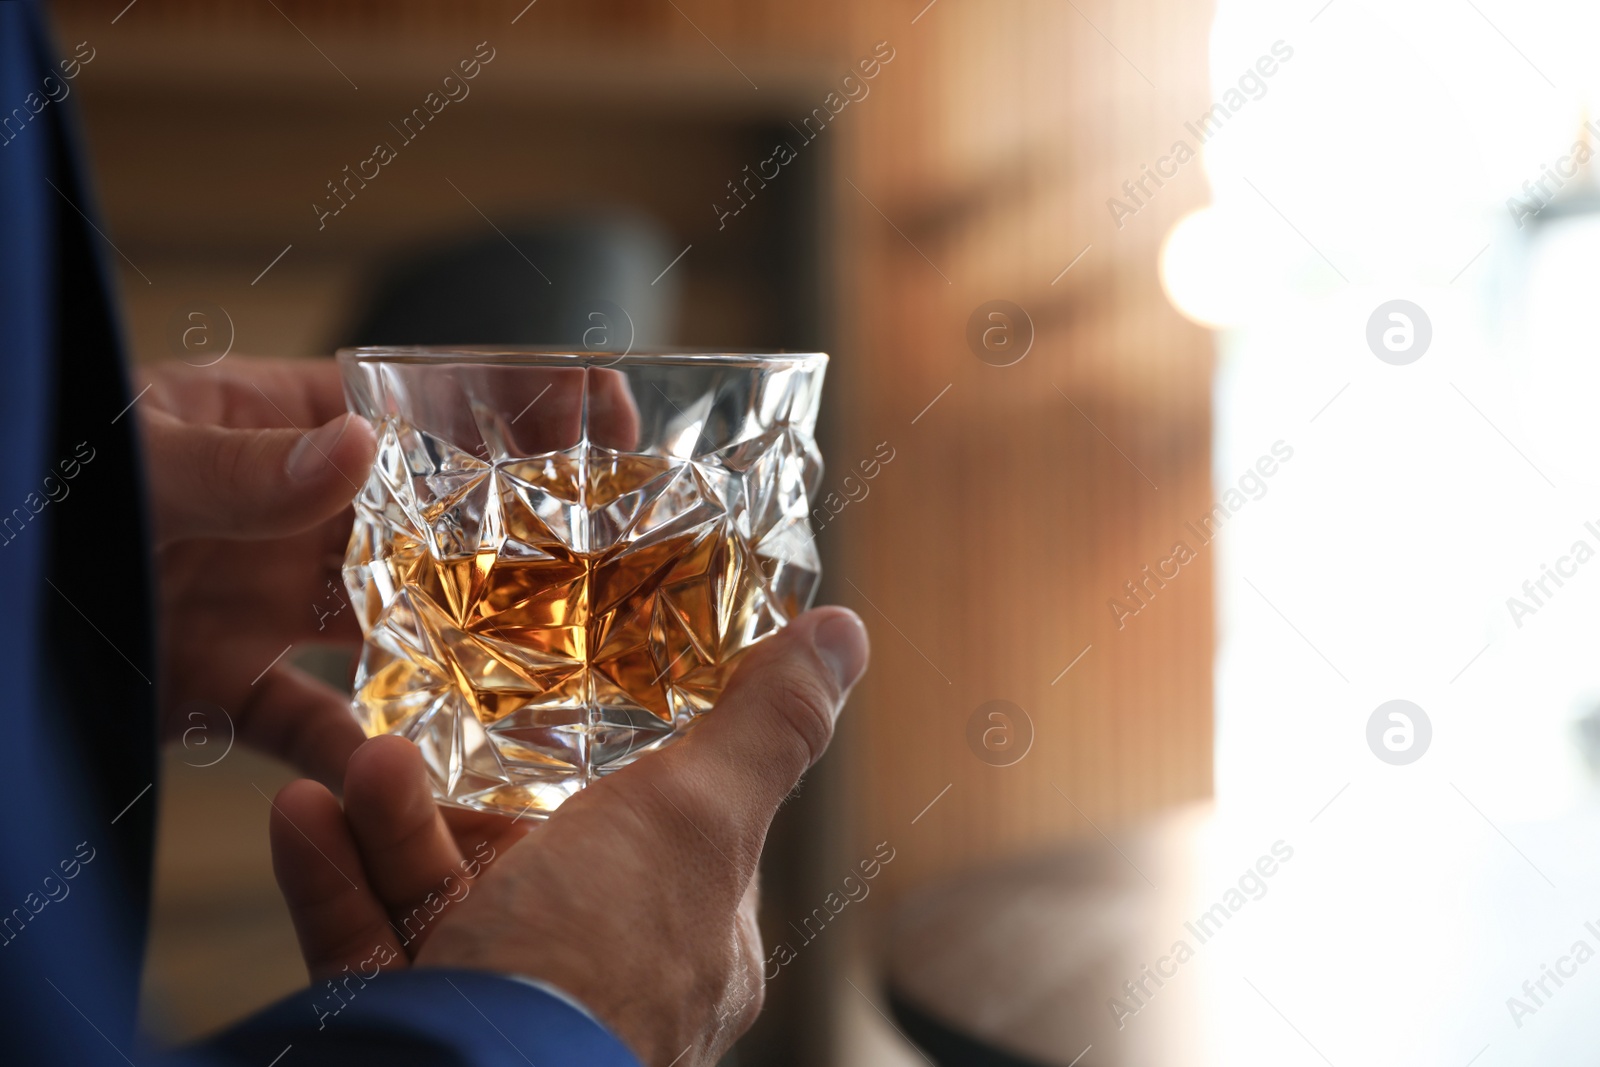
[342, 215, 678, 349]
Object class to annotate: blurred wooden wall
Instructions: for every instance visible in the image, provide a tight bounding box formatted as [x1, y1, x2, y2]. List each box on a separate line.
[788, 0, 1219, 898]
[53, 0, 1217, 1059]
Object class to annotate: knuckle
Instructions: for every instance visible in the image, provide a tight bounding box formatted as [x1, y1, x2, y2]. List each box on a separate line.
[139, 365, 186, 414]
[766, 666, 838, 768]
[198, 428, 249, 496]
[736, 982, 765, 1032]
[305, 921, 397, 978]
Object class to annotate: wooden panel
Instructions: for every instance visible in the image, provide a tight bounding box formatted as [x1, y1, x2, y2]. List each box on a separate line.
[54, 0, 854, 110]
[828, 0, 1218, 895]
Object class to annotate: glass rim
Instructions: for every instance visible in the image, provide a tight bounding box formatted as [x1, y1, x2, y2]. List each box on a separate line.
[337, 346, 828, 369]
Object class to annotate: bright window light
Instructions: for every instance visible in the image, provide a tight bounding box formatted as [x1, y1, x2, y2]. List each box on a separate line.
[1185, 1, 1600, 1062]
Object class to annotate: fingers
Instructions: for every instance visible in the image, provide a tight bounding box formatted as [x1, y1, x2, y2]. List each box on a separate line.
[144, 357, 352, 429]
[240, 664, 367, 789]
[587, 368, 642, 452]
[491, 367, 586, 454]
[269, 779, 406, 982]
[644, 607, 868, 855]
[142, 407, 376, 545]
[342, 736, 471, 948]
[458, 366, 640, 454]
[272, 738, 516, 980]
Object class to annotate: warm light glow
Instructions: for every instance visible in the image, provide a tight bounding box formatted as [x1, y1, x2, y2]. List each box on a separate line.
[1159, 207, 1255, 328]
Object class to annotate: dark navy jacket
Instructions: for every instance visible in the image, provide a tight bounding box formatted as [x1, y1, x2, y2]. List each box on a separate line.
[0, 4, 637, 1063]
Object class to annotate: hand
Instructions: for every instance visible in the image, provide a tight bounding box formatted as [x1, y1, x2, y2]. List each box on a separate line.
[138, 357, 377, 785]
[269, 607, 870, 1066]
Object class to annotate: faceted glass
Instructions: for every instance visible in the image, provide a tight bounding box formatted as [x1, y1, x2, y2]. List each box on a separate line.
[338, 348, 827, 817]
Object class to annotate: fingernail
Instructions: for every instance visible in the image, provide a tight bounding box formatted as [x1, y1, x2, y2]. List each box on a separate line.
[287, 415, 350, 482]
[812, 611, 869, 696]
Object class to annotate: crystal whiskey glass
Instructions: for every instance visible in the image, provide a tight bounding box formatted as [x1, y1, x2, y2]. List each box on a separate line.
[339, 348, 826, 817]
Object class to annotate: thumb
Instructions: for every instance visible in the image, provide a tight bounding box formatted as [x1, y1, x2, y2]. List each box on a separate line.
[142, 408, 376, 544]
[637, 607, 869, 855]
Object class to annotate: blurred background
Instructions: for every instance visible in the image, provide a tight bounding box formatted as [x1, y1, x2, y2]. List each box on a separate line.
[50, 0, 1600, 1063]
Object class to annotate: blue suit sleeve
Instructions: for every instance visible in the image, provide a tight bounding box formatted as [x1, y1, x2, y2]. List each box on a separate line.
[203, 970, 642, 1067]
